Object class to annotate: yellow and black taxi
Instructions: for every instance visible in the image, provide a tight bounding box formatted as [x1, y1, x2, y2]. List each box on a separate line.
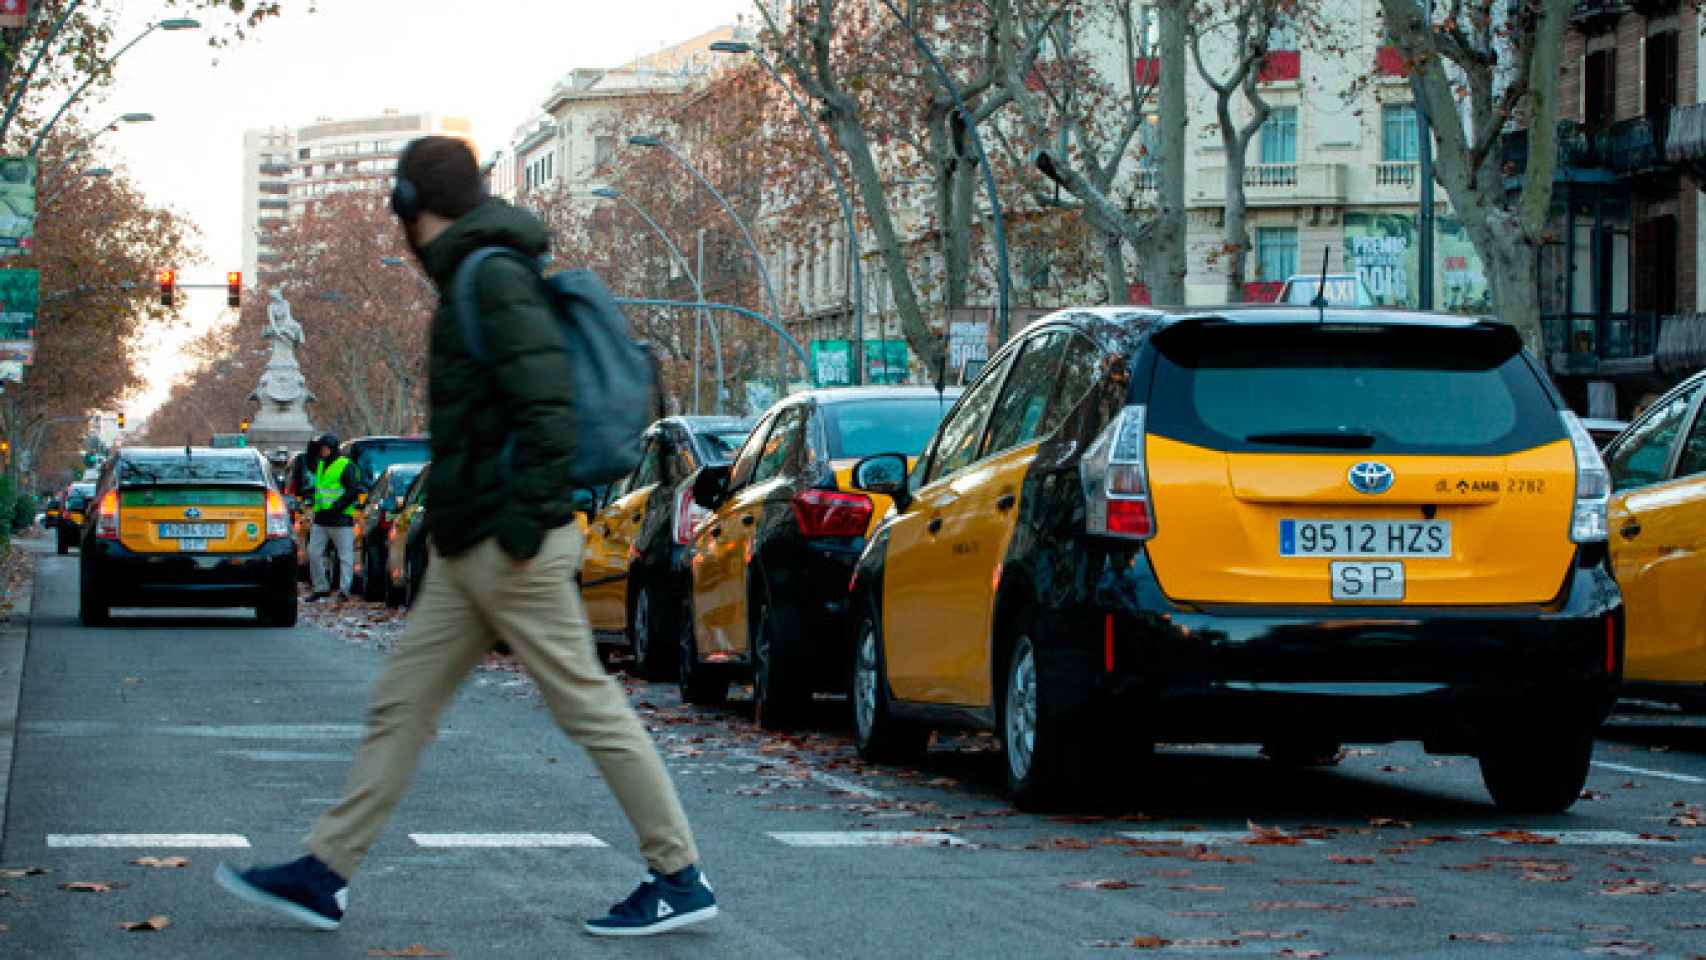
[55, 482, 96, 554]
[354, 461, 427, 602]
[684, 386, 959, 727]
[847, 307, 1623, 813]
[1604, 369, 1706, 705]
[79, 446, 298, 627]
[582, 416, 752, 679]
[386, 462, 431, 607]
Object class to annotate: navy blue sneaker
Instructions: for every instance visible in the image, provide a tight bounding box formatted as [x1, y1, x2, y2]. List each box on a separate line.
[215, 855, 347, 931]
[584, 864, 717, 937]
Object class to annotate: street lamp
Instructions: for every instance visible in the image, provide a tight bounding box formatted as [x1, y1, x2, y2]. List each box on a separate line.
[30, 18, 200, 157]
[627, 134, 791, 398]
[710, 39, 865, 385]
[591, 184, 725, 414]
[41, 112, 153, 193]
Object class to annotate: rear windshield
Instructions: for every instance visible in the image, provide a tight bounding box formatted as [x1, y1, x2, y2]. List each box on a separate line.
[824, 398, 953, 460]
[66, 485, 94, 508]
[1147, 324, 1563, 456]
[352, 441, 431, 481]
[386, 464, 425, 492]
[120, 454, 265, 484]
[695, 429, 750, 466]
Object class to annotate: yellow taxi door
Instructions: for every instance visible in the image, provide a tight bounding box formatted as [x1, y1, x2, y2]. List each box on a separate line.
[694, 411, 781, 659]
[582, 439, 663, 632]
[1609, 383, 1706, 683]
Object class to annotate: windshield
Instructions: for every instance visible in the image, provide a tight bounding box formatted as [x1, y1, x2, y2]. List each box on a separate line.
[66, 484, 95, 508]
[694, 429, 750, 466]
[352, 441, 431, 481]
[386, 463, 425, 493]
[824, 398, 954, 460]
[120, 454, 265, 484]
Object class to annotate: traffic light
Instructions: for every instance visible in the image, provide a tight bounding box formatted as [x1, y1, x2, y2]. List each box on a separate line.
[158, 269, 176, 307]
[117, 411, 126, 430]
[240, 418, 250, 433]
[227, 271, 242, 308]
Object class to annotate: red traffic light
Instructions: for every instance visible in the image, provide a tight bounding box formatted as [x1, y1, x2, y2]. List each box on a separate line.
[158, 268, 176, 307]
[227, 271, 242, 308]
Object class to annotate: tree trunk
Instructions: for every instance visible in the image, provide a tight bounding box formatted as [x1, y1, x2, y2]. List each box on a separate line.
[1102, 231, 1128, 303]
[1133, 0, 1188, 304]
[1224, 165, 1250, 302]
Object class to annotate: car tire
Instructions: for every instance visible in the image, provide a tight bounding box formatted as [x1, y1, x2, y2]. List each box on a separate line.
[851, 609, 929, 763]
[678, 601, 727, 707]
[78, 565, 110, 628]
[1479, 725, 1594, 814]
[259, 587, 299, 628]
[752, 595, 808, 731]
[1001, 611, 1090, 812]
[361, 546, 387, 602]
[628, 582, 676, 682]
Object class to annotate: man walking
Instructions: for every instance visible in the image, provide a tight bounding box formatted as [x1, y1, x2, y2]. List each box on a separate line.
[215, 136, 714, 937]
[306, 433, 364, 602]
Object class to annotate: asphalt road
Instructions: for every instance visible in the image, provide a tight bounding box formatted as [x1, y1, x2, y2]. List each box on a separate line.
[5, 541, 1706, 958]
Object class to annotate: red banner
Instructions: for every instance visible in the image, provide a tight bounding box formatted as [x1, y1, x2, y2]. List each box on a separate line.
[1243, 281, 1285, 304]
[1375, 45, 1408, 78]
[0, 0, 29, 29]
[1259, 50, 1300, 83]
[1133, 57, 1161, 87]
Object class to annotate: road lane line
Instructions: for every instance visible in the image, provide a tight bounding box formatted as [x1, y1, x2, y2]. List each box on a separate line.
[729, 749, 889, 800]
[1591, 760, 1706, 784]
[47, 834, 250, 848]
[408, 833, 608, 848]
[1468, 829, 1682, 845]
[769, 830, 971, 848]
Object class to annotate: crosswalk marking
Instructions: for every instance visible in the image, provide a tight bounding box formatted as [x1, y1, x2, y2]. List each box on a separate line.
[768, 831, 971, 848]
[1473, 830, 1682, 846]
[1592, 760, 1706, 785]
[407, 833, 608, 848]
[1119, 829, 1689, 847]
[47, 834, 251, 848]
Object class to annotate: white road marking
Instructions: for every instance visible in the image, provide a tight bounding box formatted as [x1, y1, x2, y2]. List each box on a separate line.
[407, 833, 608, 848]
[1119, 831, 1326, 846]
[769, 830, 971, 848]
[1470, 829, 1682, 846]
[217, 750, 349, 762]
[48, 834, 250, 848]
[1592, 760, 1706, 784]
[729, 749, 888, 800]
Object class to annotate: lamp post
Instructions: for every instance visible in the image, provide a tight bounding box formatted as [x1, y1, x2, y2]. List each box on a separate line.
[30, 18, 200, 157]
[873, 0, 1011, 344]
[40, 112, 153, 195]
[591, 185, 725, 415]
[628, 134, 789, 398]
[710, 39, 864, 385]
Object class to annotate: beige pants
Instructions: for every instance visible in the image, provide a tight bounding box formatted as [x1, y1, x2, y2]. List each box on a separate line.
[306, 524, 698, 879]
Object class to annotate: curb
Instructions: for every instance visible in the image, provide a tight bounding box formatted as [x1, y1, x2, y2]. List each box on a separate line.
[0, 536, 40, 858]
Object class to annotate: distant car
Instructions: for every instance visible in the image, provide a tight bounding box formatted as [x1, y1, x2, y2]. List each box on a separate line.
[43, 495, 63, 531]
[57, 482, 96, 554]
[354, 462, 426, 602]
[295, 436, 431, 589]
[1274, 273, 1377, 307]
[581, 416, 753, 679]
[1582, 418, 1628, 451]
[386, 463, 431, 608]
[78, 446, 297, 627]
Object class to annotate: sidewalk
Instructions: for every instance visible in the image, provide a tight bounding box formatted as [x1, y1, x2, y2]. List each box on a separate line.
[0, 532, 42, 856]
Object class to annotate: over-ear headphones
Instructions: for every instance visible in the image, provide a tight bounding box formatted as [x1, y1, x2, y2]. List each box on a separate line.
[390, 176, 420, 224]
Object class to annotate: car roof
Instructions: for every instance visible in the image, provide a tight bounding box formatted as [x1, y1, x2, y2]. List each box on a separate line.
[121, 446, 263, 459]
[664, 416, 752, 432]
[801, 385, 964, 406]
[1032, 304, 1490, 329]
[346, 436, 429, 446]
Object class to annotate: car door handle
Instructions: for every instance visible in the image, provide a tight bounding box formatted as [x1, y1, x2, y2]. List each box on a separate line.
[926, 517, 943, 534]
[742, 514, 756, 526]
[996, 493, 1016, 512]
[1620, 519, 1642, 540]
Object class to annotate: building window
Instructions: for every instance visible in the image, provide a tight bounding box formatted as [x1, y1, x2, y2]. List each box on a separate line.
[1584, 49, 1615, 130]
[1381, 104, 1418, 161]
[1260, 107, 1297, 164]
[1268, 15, 1297, 51]
[1255, 226, 1298, 281]
[594, 136, 615, 170]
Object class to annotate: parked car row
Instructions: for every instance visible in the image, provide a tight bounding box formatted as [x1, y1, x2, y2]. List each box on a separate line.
[48, 481, 96, 554]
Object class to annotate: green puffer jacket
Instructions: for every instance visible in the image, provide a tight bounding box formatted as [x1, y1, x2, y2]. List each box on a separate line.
[420, 199, 576, 561]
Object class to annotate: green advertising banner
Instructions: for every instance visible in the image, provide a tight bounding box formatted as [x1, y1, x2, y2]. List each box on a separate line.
[0, 268, 38, 339]
[811, 339, 854, 386]
[0, 157, 35, 256]
[864, 339, 910, 385]
[1343, 213, 1490, 311]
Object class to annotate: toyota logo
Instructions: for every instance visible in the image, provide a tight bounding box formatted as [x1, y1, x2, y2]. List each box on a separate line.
[183, 507, 202, 519]
[1347, 461, 1395, 495]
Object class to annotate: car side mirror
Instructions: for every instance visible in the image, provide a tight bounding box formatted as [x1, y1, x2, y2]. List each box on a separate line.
[692, 464, 733, 510]
[852, 453, 912, 512]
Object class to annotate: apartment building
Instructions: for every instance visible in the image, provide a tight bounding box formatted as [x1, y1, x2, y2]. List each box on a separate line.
[288, 110, 473, 217]
[239, 126, 295, 288]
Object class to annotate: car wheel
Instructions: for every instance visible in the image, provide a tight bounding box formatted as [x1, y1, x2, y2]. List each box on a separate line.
[629, 582, 676, 682]
[259, 587, 299, 628]
[752, 596, 808, 731]
[851, 610, 928, 763]
[1001, 614, 1090, 811]
[361, 547, 387, 602]
[78, 564, 110, 627]
[678, 601, 727, 706]
[1479, 725, 1594, 814]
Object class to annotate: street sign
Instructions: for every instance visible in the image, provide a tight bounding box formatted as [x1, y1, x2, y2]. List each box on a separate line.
[0, 156, 34, 256]
[0, 268, 37, 338]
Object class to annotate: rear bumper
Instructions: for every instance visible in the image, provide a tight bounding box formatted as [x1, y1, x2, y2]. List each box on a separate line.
[1080, 549, 1623, 747]
[84, 538, 298, 608]
[787, 540, 862, 691]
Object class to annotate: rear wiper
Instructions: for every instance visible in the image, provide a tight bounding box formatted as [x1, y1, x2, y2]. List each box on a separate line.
[1245, 430, 1377, 449]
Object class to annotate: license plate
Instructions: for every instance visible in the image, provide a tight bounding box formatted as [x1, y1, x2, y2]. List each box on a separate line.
[1280, 520, 1450, 558]
[176, 538, 209, 552]
[158, 522, 226, 540]
[1331, 561, 1405, 601]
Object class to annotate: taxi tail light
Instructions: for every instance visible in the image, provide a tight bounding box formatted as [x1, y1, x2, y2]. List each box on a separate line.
[94, 490, 119, 540]
[792, 489, 873, 538]
[1081, 404, 1154, 540]
[266, 490, 292, 539]
[673, 484, 710, 546]
[1562, 411, 1610, 544]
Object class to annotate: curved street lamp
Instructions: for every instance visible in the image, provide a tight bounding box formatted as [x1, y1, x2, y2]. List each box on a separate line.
[709, 39, 865, 385]
[628, 134, 791, 398]
[40, 112, 154, 196]
[30, 18, 200, 157]
[591, 185, 725, 415]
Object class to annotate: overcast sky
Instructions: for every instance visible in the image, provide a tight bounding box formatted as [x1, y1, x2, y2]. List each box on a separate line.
[84, 0, 752, 416]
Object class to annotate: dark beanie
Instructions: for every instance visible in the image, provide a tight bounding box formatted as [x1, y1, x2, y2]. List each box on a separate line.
[396, 136, 486, 219]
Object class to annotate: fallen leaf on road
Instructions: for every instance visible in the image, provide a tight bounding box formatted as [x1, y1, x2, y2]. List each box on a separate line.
[1580, 790, 1610, 801]
[1276, 878, 1358, 887]
[1483, 830, 1557, 845]
[1361, 896, 1418, 909]
[1584, 940, 1653, 956]
[1129, 934, 1169, 948]
[1031, 837, 1094, 851]
[1522, 872, 1573, 883]
[118, 916, 171, 932]
[1170, 911, 1224, 918]
[1063, 879, 1139, 891]
[1667, 921, 1706, 929]
[1246, 821, 1303, 846]
[1046, 814, 1109, 825]
[1327, 856, 1374, 865]
[1169, 884, 1225, 892]
[1581, 924, 1632, 933]
[1635, 833, 1678, 842]
[0, 868, 47, 879]
[1377, 764, 1407, 773]
[1368, 817, 1413, 829]
[1236, 930, 1308, 940]
[1447, 932, 1510, 943]
[1252, 901, 1350, 912]
[128, 857, 189, 869]
[1278, 950, 1328, 958]
[367, 947, 449, 958]
[59, 881, 120, 893]
[1443, 862, 1495, 872]
[1600, 879, 1668, 896]
[1172, 938, 1241, 948]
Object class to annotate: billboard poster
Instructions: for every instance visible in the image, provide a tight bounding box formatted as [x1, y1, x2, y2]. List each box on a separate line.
[948, 321, 989, 371]
[863, 339, 910, 385]
[0, 268, 37, 338]
[0, 156, 33, 256]
[1344, 212, 1490, 311]
[810, 339, 854, 387]
[1437, 218, 1491, 311]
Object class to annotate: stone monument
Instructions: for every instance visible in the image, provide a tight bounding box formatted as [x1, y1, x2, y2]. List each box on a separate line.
[248, 289, 317, 463]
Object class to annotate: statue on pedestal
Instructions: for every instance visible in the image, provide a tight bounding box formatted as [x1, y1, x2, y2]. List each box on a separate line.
[248, 289, 316, 455]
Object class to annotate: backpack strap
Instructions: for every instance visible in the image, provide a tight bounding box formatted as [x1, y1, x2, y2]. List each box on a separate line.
[450, 245, 542, 365]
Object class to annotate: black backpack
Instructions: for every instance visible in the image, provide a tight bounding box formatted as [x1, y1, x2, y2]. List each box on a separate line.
[451, 247, 654, 487]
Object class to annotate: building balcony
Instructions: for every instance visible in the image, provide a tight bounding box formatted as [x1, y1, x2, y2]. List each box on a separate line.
[1258, 50, 1300, 84]
[1569, 0, 1629, 34]
[1543, 311, 1662, 376]
[258, 198, 288, 211]
[1607, 114, 1670, 175]
[1132, 166, 1159, 193]
[1191, 162, 1347, 207]
[258, 162, 291, 176]
[1501, 121, 1604, 176]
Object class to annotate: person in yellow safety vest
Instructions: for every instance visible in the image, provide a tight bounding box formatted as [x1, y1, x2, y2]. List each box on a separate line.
[305, 433, 367, 602]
